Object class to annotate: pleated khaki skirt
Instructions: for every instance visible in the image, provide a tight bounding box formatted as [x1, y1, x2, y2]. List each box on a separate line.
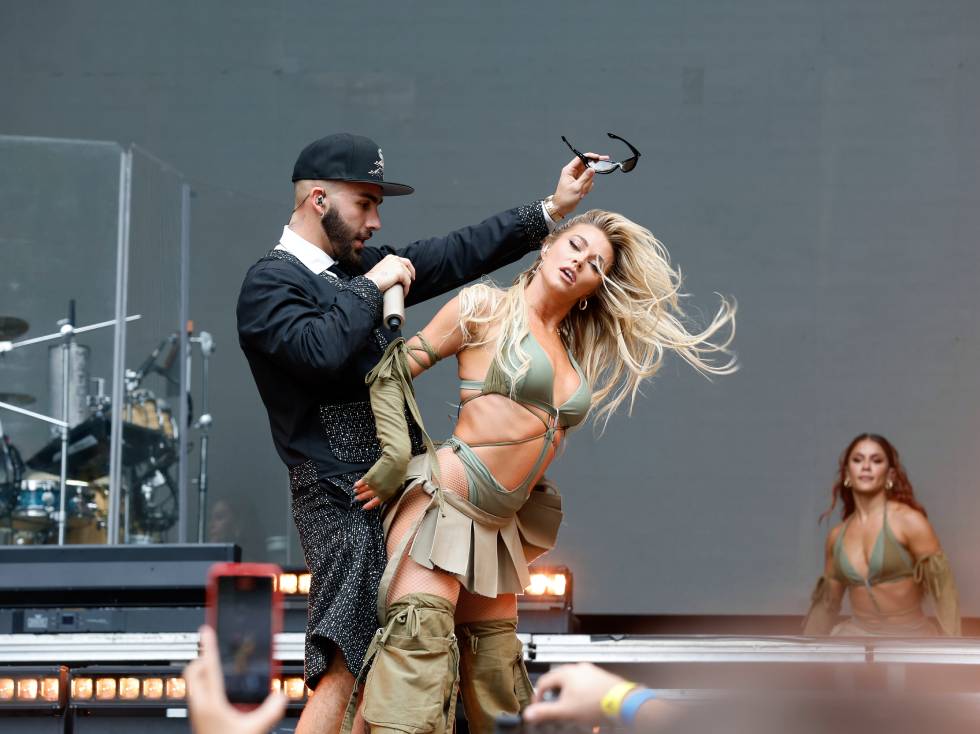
[378, 452, 564, 618]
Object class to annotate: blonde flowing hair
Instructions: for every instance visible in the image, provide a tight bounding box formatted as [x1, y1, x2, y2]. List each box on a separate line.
[458, 209, 737, 428]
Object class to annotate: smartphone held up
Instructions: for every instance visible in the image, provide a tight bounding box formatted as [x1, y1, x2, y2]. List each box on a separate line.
[206, 562, 283, 707]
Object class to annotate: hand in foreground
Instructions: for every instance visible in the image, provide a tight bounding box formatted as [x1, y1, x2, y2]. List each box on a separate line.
[353, 478, 383, 510]
[551, 153, 610, 218]
[523, 662, 626, 724]
[184, 625, 286, 734]
[364, 254, 416, 296]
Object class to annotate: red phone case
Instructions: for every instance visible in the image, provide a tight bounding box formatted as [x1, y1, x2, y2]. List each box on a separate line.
[206, 562, 283, 708]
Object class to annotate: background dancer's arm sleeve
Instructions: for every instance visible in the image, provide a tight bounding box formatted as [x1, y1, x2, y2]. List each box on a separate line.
[915, 553, 961, 636]
[802, 575, 842, 635]
[803, 530, 844, 635]
[904, 509, 960, 636]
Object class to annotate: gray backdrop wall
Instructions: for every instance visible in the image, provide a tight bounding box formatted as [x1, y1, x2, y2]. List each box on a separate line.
[1, 1, 978, 617]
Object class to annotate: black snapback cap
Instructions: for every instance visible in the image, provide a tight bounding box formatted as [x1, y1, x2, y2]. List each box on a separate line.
[292, 133, 414, 196]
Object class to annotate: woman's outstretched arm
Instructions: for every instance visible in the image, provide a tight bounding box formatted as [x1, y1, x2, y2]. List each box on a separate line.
[354, 295, 472, 509]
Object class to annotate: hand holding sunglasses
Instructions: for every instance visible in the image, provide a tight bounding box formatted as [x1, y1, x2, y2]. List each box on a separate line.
[563, 132, 641, 174]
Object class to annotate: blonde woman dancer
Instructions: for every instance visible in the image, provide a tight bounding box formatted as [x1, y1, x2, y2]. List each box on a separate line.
[347, 210, 736, 734]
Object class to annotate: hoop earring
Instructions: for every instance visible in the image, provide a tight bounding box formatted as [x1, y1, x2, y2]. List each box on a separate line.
[578, 298, 588, 311]
[843, 477, 851, 489]
[885, 479, 894, 491]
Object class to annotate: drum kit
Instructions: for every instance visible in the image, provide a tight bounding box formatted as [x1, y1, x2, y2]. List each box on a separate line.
[0, 306, 206, 546]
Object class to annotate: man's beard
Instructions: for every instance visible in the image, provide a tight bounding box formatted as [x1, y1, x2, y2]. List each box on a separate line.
[320, 208, 367, 270]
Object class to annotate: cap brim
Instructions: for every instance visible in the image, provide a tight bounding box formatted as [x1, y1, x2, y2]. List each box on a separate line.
[380, 181, 414, 196]
[341, 178, 414, 196]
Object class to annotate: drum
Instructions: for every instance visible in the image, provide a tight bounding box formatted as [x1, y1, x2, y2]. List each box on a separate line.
[12, 477, 104, 528]
[69, 480, 107, 542]
[13, 478, 58, 523]
[126, 390, 177, 439]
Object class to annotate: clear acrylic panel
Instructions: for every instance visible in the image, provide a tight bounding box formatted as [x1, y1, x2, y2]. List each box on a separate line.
[0, 135, 124, 545]
[115, 146, 188, 545]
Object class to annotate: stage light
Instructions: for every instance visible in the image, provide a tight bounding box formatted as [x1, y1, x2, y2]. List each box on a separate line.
[283, 677, 306, 700]
[40, 677, 60, 702]
[143, 678, 164, 699]
[271, 678, 282, 693]
[118, 677, 140, 700]
[526, 571, 569, 597]
[278, 573, 298, 594]
[72, 677, 93, 700]
[276, 567, 312, 596]
[0, 668, 68, 709]
[166, 677, 186, 700]
[518, 565, 574, 633]
[17, 678, 39, 700]
[67, 670, 187, 708]
[95, 678, 117, 700]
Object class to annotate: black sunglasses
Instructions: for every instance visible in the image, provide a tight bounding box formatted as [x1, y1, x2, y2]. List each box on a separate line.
[562, 132, 641, 174]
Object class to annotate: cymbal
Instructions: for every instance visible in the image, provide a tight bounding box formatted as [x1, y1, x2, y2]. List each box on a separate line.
[0, 316, 28, 340]
[0, 392, 36, 407]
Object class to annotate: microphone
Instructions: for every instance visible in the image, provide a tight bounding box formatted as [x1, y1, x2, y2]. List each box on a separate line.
[383, 285, 405, 331]
[136, 334, 177, 380]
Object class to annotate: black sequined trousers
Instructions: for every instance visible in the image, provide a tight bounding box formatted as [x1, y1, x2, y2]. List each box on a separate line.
[289, 461, 386, 687]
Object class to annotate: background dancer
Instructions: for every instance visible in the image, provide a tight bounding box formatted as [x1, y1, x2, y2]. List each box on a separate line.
[237, 132, 600, 733]
[804, 433, 960, 636]
[351, 209, 736, 733]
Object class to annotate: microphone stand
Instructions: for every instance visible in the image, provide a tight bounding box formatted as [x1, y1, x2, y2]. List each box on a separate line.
[0, 310, 141, 545]
[190, 331, 214, 543]
[55, 301, 74, 545]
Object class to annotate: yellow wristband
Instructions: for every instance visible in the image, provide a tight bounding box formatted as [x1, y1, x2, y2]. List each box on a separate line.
[600, 681, 638, 719]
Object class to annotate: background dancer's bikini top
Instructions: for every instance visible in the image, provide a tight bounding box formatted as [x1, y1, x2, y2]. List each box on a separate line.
[832, 501, 915, 588]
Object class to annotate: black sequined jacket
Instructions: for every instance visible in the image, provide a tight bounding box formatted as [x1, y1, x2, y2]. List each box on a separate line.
[237, 203, 548, 479]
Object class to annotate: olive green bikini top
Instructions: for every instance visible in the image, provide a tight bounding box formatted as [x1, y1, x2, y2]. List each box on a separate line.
[396, 329, 591, 497]
[833, 501, 916, 588]
[459, 332, 591, 429]
[452, 332, 591, 495]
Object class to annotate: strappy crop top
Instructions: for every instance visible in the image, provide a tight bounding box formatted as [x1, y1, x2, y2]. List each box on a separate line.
[452, 332, 592, 495]
[459, 332, 591, 429]
[833, 502, 915, 588]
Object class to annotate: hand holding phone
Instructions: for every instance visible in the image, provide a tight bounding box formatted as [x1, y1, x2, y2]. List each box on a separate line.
[206, 562, 284, 707]
[185, 625, 286, 734]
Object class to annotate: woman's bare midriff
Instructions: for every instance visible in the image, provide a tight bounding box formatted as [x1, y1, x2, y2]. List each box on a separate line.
[452, 391, 562, 492]
[848, 576, 926, 625]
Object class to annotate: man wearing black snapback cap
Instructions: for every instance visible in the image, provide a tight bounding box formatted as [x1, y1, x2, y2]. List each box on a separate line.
[237, 133, 600, 733]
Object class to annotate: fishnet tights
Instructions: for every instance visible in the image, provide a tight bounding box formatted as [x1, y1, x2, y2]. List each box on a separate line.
[385, 447, 518, 622]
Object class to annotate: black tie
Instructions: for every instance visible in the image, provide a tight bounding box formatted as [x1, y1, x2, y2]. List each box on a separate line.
[323, 263, 350, 280]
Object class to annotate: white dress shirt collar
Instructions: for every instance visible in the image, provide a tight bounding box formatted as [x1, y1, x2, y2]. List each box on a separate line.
[275, 226, 337, 276]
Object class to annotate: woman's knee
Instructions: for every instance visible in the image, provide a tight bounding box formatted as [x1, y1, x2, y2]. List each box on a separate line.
[455, 591, 517, 623]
